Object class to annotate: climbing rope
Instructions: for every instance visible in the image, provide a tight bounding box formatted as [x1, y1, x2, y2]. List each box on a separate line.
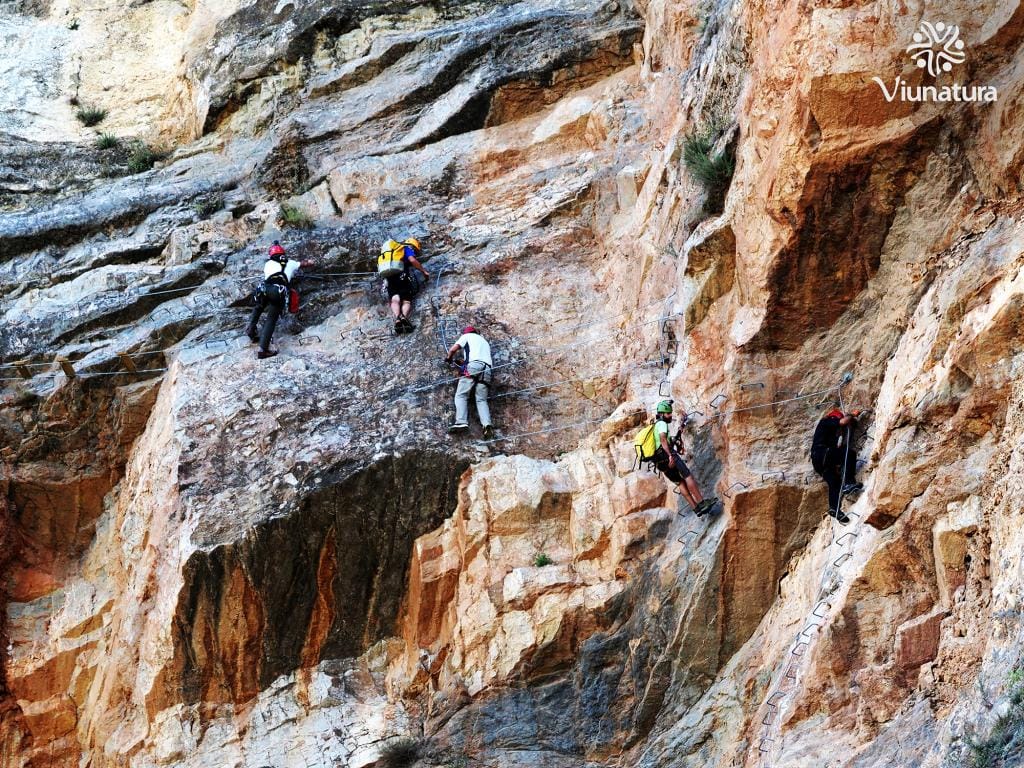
[479, 414, 612, 444]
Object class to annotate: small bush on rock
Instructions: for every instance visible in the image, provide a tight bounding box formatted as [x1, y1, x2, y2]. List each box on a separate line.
[378, 736, 422, 768]
[95, 133, 119, 150]
[683, 130, 734, 214]
[76, 106, 107, 127]
[194, 195, 224, 218]
[279, 204, 313, 229]
[127, 142, 159, 174]
[534, 552, 553, 567]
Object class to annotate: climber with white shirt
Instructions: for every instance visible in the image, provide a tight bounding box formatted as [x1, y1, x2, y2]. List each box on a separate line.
[246, 241, 313, 359]
[444, 325, 494, 439]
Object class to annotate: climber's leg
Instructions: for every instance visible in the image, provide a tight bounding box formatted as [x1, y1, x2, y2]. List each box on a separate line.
[246, 300, 264, 343]
[841, 448, 862, 495]
[450, 376, 473, 432]
[258, 292, 284, 356]
[823, 464, 842, 511]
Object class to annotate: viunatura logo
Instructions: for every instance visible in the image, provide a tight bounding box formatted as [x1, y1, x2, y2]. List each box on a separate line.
[873, 21, 997, 103]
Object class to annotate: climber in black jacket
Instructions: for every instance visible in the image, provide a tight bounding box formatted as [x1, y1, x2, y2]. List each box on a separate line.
[810, 407, 863, 524]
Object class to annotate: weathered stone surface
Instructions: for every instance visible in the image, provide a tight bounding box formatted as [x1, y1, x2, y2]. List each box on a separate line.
[2, 0, 1024, 767]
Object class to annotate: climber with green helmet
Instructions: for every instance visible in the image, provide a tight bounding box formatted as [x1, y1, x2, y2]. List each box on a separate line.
[637, 400, 717, 515]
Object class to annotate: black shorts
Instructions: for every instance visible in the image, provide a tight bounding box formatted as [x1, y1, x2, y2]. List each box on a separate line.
[654, 450, 691, 483]
[385, 274, 417, 302]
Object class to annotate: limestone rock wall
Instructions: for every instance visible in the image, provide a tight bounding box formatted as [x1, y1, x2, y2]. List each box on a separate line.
[0, 0, 1023, 766]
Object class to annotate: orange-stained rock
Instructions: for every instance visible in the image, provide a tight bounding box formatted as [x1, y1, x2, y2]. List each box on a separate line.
[896, 608, 947, 673]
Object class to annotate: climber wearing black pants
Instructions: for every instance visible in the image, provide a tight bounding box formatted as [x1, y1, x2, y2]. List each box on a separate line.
[246, 241, 313, 359]
[810, 407, 863, 524]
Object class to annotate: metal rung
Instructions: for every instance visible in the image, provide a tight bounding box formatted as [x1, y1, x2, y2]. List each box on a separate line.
[791, 641, 809, 657]
[767, 691, 785, 705]
[723, 481, 748, 498]
[758, 737, 774, 753]
[710, 393, 727, 409]
[761, 470, 786, 482]
[836, 532, 857, 546]
[800, 622, 822, 639]
[833, 552, 852, 567]
[659, 380, 672, 397]
[811, 600, 831, 619]
[785, 664, 798, 680]
[740, 382, 765, 390]
[298, 335, 322, 346]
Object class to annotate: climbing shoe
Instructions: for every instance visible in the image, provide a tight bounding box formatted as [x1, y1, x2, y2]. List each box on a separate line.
[400, 317, 415, 332]
[483, 425, 495, 440]
[841, 482, 864, 496]
[828, 508, 851, 525]
[694, 498, 718, 516]
[394, 319, 405, 335]
[448, 422, 469, 434]
[257, 349, 279, 360]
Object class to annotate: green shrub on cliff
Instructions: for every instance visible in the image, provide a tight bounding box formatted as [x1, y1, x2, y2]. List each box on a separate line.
[76, 106, 107, 127]
[127, 142, 159, 174]
[683, 130, 734, 214]
[279, 203, 313, 229]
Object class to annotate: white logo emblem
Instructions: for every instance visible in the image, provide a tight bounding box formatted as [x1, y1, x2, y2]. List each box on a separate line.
[907, 21, 966, 77]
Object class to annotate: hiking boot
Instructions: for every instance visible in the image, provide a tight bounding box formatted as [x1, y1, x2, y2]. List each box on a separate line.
[394, 319, 405, 334]
[828, 508, 851, 525]
[482, 425, 495, 440]
[400, 317, 415, 332]
[694, 498, 718, 516]
[842, 482, 863, 496]
[257, 349, 279, 360]
[448, 422, 469, 434]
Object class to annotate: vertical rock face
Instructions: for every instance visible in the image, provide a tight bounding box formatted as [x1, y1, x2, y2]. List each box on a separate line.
[1, 0, 1023, 767]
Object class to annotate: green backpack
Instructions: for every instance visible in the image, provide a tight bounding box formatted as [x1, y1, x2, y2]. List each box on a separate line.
[634, 422, 659, 464]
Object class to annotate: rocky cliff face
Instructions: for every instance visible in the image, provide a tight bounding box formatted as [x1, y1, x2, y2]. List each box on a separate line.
[1, 0, 1022, 767]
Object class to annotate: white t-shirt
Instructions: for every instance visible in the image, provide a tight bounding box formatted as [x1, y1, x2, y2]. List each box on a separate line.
[264, 259, 302, 281]
[455, 333, 492, 366]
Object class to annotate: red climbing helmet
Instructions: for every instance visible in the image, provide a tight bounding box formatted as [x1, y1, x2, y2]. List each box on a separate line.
[463, 325, 476, 335]
[269, 241, 286, 257]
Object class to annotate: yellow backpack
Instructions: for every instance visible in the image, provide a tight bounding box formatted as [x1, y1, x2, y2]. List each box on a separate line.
[377, 239, 406, 277]
[634, 422, 659, 464]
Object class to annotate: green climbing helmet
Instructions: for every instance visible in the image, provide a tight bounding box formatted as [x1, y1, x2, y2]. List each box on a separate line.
[656, 399, 674, 414]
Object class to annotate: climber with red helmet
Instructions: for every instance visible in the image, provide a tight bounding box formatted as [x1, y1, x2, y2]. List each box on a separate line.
[377, 236, 429, 334]
[246, 240, 313, 359]
[444, 325, 493, 439]
[810, 405, 864, 524]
